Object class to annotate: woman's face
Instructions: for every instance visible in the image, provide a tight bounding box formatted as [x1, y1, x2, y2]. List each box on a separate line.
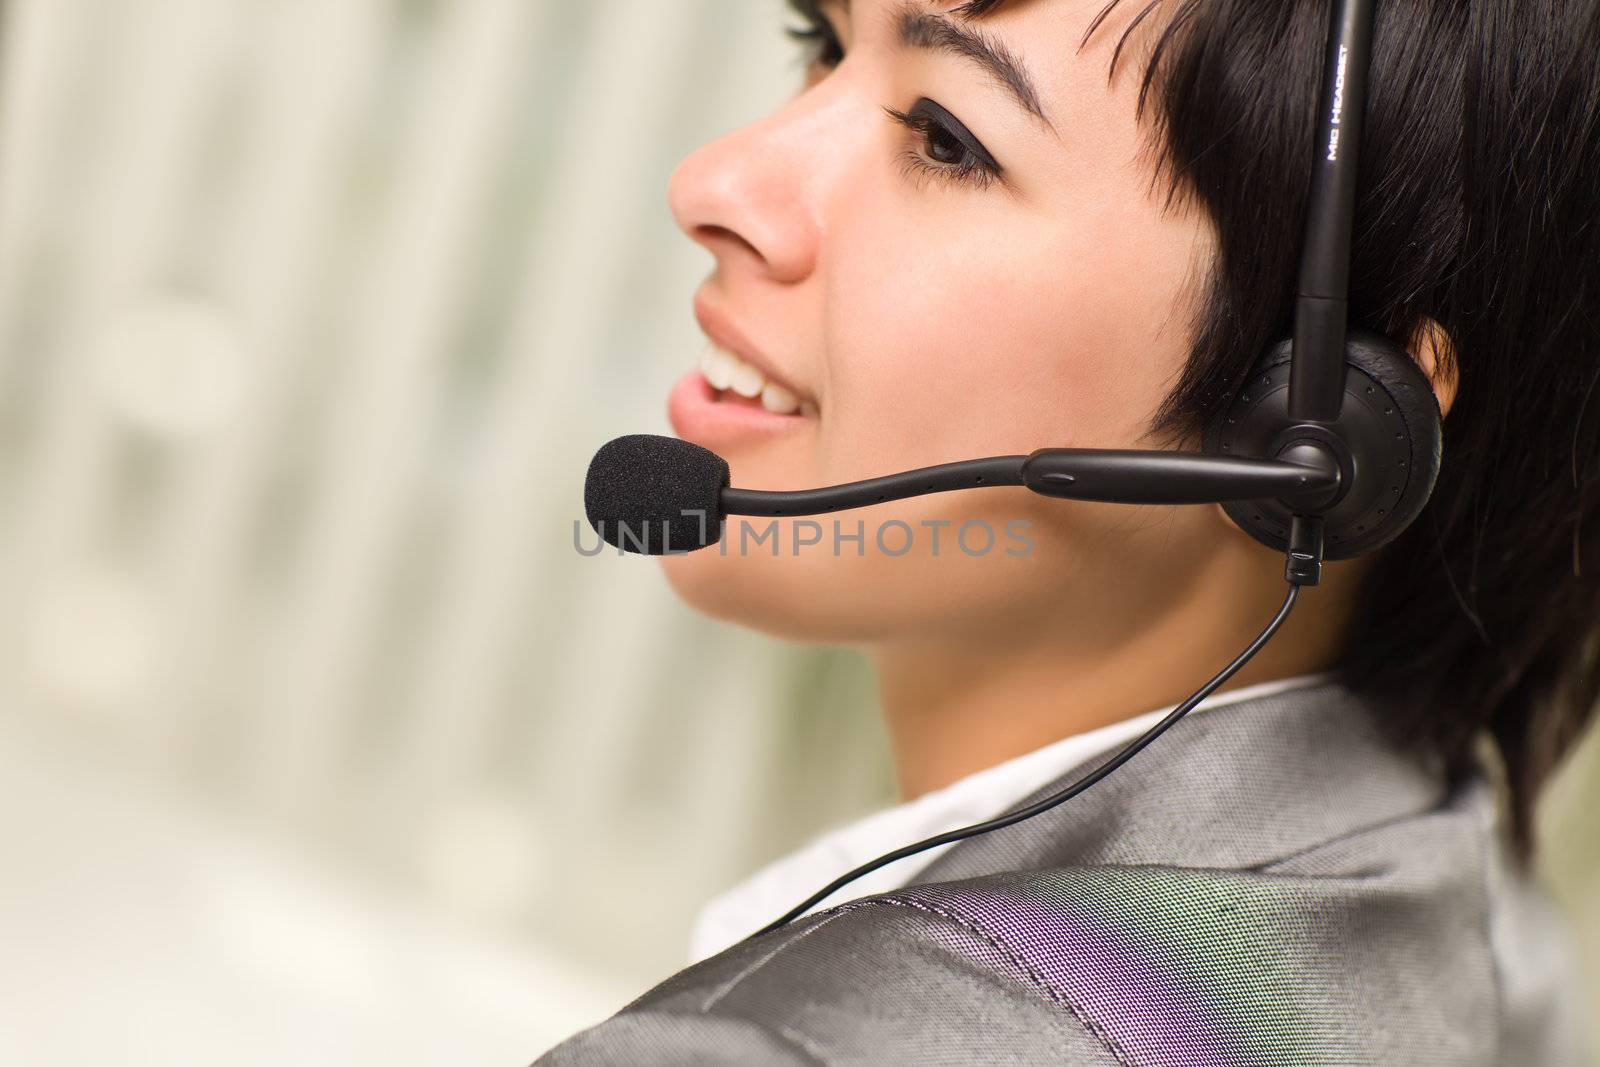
[662, 0, 1229, 646]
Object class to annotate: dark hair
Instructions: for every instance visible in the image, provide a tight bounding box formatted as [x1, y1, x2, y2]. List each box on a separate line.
[957, 0, 1600, 861]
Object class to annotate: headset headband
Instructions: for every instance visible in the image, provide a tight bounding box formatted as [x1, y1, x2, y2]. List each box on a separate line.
[1291, 0, 1376, 423]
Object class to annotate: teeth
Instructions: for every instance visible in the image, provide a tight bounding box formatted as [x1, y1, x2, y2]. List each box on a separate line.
[761, 382, 799, 414]
[728, 362, 764, 398]
[698, 343, 815, 416]
[700, 346, 736, 391]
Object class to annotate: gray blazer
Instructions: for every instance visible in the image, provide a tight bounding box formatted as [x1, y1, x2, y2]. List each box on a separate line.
[537, 681, 1590, 1065]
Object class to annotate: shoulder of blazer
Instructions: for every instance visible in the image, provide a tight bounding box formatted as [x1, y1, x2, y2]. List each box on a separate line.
[540, 777, 1510, 1067]
[539, 890, 1131, 1066]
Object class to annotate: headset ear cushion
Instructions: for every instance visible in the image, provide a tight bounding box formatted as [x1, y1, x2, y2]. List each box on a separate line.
[1343, 331, 1444, 542]
[1205, 331, 1443, 560]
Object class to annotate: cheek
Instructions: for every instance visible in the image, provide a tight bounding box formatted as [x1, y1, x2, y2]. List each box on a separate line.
[817, 185, 1207, 481]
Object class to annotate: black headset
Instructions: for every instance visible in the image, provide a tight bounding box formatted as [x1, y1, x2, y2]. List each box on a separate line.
[584, 0, 1442, 935]
[1202, 0, 1441, 569]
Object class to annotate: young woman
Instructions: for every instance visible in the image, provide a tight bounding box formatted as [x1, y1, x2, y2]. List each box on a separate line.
[544, 0, 1597, 1062]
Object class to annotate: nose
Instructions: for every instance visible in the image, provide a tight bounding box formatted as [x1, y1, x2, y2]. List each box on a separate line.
[668, 95, 827, 286]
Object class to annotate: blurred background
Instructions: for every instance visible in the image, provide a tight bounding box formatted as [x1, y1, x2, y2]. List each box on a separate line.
[0, 1, 1591, 1064]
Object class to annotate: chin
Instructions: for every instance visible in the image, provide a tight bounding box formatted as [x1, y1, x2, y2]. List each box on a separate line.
[659, 537, 875, 643]
[657, 505, 1071, 646]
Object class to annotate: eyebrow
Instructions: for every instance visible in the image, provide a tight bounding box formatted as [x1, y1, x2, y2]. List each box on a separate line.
[894, 4, 1049, 126]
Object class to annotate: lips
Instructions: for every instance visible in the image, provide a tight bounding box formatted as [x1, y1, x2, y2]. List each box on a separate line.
[672, 295, 817, 448]
[668, 366, 814, 448]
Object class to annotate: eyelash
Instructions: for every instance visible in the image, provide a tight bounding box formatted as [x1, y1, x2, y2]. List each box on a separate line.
[786, 10, 1001, 193]
[886, 102, 1003, 192]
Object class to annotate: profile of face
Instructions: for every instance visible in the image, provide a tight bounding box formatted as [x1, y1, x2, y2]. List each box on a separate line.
[662, 0, 1243, 651]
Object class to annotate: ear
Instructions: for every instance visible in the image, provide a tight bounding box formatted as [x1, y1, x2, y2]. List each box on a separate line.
[1409, 317, 1459, 419]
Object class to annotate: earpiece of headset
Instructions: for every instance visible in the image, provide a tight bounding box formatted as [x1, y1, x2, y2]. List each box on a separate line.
[1205, 331, 1442, 561]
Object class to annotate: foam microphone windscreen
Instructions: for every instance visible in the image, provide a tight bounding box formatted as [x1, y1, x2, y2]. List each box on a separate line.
[584, 434, 730, 554]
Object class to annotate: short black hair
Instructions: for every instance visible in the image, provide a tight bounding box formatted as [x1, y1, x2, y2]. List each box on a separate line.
[965, 0, 1600, 861]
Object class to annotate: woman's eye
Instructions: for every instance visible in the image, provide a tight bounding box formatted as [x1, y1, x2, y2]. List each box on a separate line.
[885, 99, 1003, 191]
[786, 7, 845, 71]
[925, 124, 967, 166]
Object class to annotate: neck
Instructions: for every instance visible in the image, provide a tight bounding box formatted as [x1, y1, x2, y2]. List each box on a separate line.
[869, 549, 1369, 801]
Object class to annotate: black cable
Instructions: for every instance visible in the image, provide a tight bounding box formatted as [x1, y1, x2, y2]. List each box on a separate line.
[750, 581, 1302, 939]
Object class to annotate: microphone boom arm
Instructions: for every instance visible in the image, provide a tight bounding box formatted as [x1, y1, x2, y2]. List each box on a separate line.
[720, 448, 1340, 517]
[1021, 447, 1338, 507]
[722, 455, 1027, 516]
